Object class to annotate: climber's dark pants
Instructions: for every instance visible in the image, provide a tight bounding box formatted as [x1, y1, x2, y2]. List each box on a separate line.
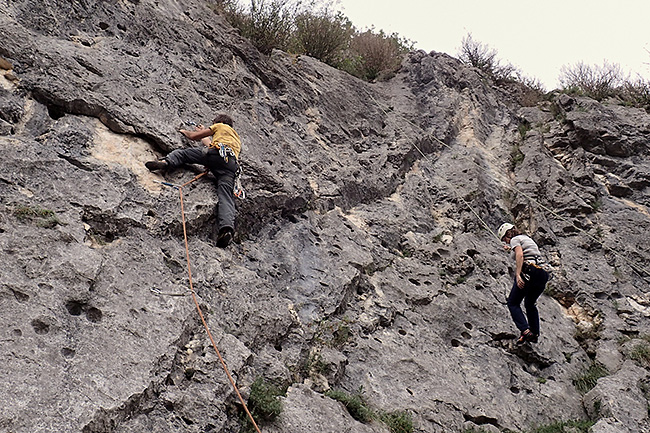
[165, 147, 238, 232]
[507, 264, 548, 335]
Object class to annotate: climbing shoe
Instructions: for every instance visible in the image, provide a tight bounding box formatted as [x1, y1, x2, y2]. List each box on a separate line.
[517, 329, 537, 345]
[216, 227, 234, 248]
[145, 159, 169, 171]
[526, 332, 539, 343]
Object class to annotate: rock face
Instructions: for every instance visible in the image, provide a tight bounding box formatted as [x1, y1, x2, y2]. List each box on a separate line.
[1, 1, 650, 432]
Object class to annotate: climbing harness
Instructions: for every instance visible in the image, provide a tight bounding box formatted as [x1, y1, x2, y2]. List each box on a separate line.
[364, 90, 649, 284]
[218, 143, 236, 163]
[159, 171, 261, 433]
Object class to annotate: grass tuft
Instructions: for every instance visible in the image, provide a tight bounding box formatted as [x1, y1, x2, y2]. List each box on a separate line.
[326, 388, 374, 423]
[13, 205, 61, 228]
[572, 362, 608, 394]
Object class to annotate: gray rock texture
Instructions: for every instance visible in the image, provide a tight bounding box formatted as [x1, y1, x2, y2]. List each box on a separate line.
[1, 1, 649, 432]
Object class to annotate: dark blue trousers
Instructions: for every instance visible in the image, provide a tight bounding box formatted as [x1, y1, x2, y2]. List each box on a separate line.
[507, 264, 548, 335]
[165, 147, 238, 231]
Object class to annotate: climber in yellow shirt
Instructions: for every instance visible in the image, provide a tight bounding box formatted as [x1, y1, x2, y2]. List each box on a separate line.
[146, 113, 242, 248]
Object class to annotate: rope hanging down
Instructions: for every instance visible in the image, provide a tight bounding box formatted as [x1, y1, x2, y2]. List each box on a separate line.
[365, 91, 649, 282]
[160, 171, 262, 433]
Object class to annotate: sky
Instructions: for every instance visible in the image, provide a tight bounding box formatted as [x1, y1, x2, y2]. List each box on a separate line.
[333, 0, 650, 90]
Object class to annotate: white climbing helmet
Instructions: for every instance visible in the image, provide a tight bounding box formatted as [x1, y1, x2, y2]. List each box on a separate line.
[497, 223, 514, 241]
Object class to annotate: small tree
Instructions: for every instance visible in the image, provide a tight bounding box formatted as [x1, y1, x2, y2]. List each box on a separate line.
[458, 33, 516, 81]
[459, 33, 498, 72]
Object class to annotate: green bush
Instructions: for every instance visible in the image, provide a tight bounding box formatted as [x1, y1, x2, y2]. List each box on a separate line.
[301, 351, 328, 376]
[311, 317, 354, 349]
[241, 377, 285, 432]
[293, 8, 352, 66]
[573, 362, 608, 394]
[510, 142, 525, 168]
[379, 410, 414, 433]
[518, 121, 532, 140]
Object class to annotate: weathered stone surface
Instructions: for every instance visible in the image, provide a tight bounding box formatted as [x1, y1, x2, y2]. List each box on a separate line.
[265, 384, 386, 433]
[590, 418, 633, 433]
[584, 361, 650, 431]
[1, 1, 650, 432]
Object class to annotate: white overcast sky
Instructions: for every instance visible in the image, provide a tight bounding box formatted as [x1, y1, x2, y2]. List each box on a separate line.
[333, 0, 650, 90]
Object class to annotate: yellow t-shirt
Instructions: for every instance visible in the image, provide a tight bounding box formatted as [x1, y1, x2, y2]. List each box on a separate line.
[209, 123, 241, 159]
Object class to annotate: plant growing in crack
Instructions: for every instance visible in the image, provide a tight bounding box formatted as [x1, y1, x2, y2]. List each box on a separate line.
[13, 205, 62, 228]
[240, 377, 286, 432]
[573, 362, 608, 394]
[325, 387, 414, 433]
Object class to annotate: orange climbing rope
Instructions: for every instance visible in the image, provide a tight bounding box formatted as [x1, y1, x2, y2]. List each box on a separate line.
[171, 171, 262, 433]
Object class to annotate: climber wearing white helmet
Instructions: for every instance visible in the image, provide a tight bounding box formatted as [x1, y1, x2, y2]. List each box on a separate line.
[498, 223, 549, 344]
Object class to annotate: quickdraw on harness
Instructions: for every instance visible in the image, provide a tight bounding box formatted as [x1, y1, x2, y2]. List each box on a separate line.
[217, 143, 246, 199]
[233, 167, 245, 199]
[218, 143, 235, 163]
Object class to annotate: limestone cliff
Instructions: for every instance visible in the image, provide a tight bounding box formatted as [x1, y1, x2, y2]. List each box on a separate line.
[1, 1, 649, 432]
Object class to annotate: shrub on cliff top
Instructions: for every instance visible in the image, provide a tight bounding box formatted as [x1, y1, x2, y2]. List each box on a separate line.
[457, 33, 546, 105]
[292, 7, 353, 66]
[621, 77, 650, 110]
[219, 0, 412, 81]
[559, 61, 625, 101]
[341, 29, 412, 81]
[219, 0, 297, 54]
[558, 61, 650, 110]
[458, 33, 516, 82]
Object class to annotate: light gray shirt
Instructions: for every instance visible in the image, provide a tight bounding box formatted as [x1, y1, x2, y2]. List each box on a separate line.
[509, 235, 541, 262]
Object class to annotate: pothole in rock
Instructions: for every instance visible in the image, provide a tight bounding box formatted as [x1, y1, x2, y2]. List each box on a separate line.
[61, 347, 76, 359]
[65, 299, 103, 323]
[31, 318, 51, 335]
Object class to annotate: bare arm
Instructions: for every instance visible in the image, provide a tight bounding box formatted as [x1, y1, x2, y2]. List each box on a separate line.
[514, 245, 525, 288]
[180, 127, 213, 141]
